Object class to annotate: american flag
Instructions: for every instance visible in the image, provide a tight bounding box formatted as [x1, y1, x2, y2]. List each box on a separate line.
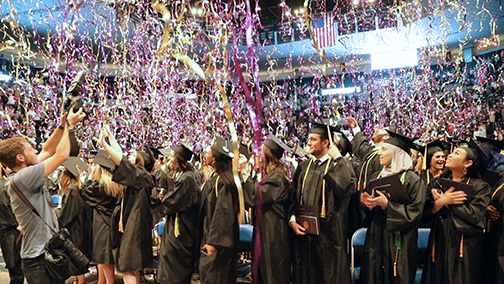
[312, 12, 337, 48]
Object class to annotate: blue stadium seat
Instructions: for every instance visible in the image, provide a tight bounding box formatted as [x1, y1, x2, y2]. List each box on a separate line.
[351, 227, 431, 284]
[239, 224, 253, 243]
[351, 228, 367, 283]
[417, 228, 430, 249]
[415, 228, 431, 284]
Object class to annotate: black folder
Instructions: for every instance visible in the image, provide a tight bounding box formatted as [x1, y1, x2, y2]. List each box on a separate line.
[296, 205, 320, 235]
[439, 178, 474, 205]
[369, 173, 411, 205]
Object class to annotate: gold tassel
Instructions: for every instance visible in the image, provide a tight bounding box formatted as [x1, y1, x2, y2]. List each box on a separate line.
[431, 239, 435, 262]
[174, 213, 180, 238]
[459, 234, 464, 258]
[320, 158, 332, 219]
[118, 198, 124, 233]
[487, 219, 491, 232]
[394, 264, 397, 277]
[321, 180, 326, 218]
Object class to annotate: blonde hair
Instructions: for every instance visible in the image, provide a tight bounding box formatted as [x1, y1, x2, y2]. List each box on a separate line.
[60, 169, 81, 196]
[93, 166, 123, 197]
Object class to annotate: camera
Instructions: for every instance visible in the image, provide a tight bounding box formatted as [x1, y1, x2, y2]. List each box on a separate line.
[64, 71, 86, 113]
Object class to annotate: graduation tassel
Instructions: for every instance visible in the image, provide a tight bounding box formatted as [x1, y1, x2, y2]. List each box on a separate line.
[174, 213, 180, 238]
[118, 198, 124, 233]
[487, 219, 491, 232]
[423, 145, 429, 184]
[394, 231, 401, 277]
[459, 234, 464, 258]
[431, 239, 435, 262]
[320, 158, 332, 218]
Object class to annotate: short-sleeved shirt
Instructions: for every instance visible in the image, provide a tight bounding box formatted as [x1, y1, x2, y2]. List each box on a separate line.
[6, 162, 59, 259]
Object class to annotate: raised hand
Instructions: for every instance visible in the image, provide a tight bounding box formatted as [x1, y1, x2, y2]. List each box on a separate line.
[67, 107, 86, 127]
[345, 117, 358, 129]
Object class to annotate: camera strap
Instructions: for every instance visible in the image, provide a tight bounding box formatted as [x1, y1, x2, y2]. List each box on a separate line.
[8, 177, 59, 236]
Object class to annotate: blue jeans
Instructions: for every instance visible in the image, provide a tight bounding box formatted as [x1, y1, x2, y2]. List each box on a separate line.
[21, 254, 65, 284]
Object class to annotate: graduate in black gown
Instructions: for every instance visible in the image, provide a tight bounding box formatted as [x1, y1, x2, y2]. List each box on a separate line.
[346, 117, 390, 234]
[477, 137, 504, 284]
[0, 168, 24, 284]
[198, 137, 239, 284]
[415, 140, 447, 188]
[58, 157, 92, 284]
[289, 122, 356, 284]
[421, 139, 491, 284]
[79, 150, 121, 284]
[360, 130, 426, 284]
[243, 135, 292, 284]
[94, 127, 155, 284]
[157, 144, 200, 284]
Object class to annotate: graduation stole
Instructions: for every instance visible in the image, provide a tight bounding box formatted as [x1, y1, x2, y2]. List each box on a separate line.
[357, 150, 380, 191]
[301, 157, 332, 218]
[392, 171, 407, 277]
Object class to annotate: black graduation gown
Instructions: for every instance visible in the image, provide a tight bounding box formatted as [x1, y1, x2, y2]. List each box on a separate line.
[418, 170, 440, 228]
[350, 132, 382, 232]
[59, 184, 92, 260]
[421, 176, 491, 284]
[290, 156, 356, 284]
[361, 170, 426, 284]
[112, 157, 155, 273]
[152, 167, 170, 224]
[485, 169, 504, 284]
[157, 171, 200, 284]
[243, 168, 291, 284]
[198, 175, 239, 284]
[79, 179, 117, 264]
[418, 170, 439, 188]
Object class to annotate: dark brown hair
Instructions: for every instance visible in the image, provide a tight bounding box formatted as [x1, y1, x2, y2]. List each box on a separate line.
[0, 137, 27, 169]
[263, 146, 291, 187]
[174, 153, 194, 172]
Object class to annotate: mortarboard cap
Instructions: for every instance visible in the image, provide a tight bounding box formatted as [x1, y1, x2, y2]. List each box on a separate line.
[292, 143, 309, 158]
[139, 149, 155, 172]
[452, 139, 469, 148]
[62, 157, 89, 177]
[173, 144, 196, 162]
[309, 121, 338, 141]
[263, 134, 292, 159]
[94, 150, 117, 171]
[384, 130, 416, 155]
[159, 148, 172, 157]
[476, 136, 504, 153]
[333, 131, 352, 156]
[441, 140, 453, 153]
[211, 137, 234, 159]
[148, 146, 163, 160]
[461, 138, 490, 177]
[239, 143, 251, 160]
[417, 140, 446, 157]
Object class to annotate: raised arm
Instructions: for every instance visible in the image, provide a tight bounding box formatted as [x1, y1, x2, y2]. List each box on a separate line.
[38, 108, 85, 162]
